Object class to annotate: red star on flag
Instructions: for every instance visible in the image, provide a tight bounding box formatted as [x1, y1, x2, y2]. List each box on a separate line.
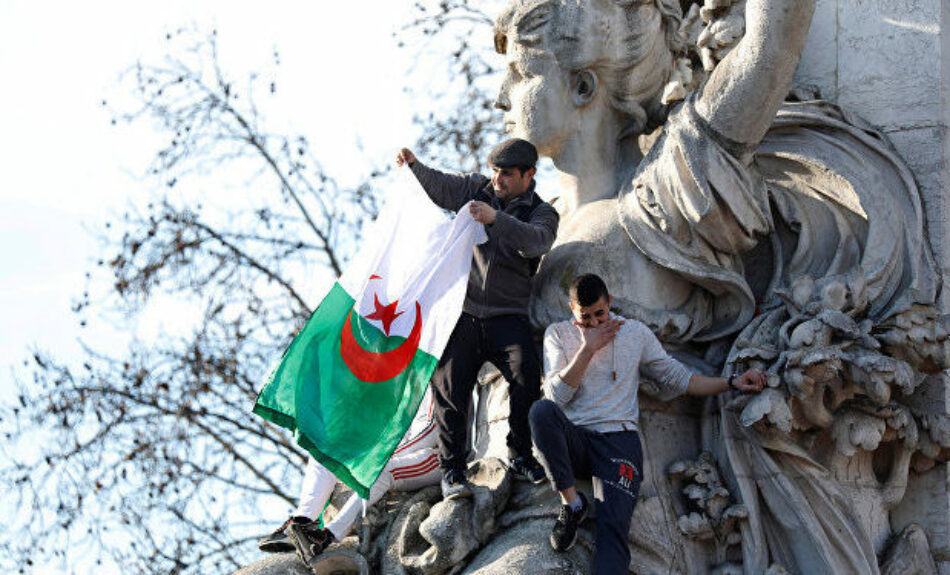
[365, 293, 405, 336]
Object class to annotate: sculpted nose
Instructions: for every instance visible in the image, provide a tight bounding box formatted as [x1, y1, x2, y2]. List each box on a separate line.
[494, 92, 510, 112]
[494, 81, 511, 111]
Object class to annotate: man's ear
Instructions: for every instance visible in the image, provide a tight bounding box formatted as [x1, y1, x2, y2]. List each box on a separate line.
[571, 69, 597, 107]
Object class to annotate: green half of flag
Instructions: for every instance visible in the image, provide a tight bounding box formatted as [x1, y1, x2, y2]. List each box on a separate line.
[253, 283, 437, 498]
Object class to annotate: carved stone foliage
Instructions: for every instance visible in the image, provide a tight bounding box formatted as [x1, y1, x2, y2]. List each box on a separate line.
[668, 452, 746, 568]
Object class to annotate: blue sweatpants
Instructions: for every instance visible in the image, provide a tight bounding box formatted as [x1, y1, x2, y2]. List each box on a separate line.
[529, 399, 644, 575]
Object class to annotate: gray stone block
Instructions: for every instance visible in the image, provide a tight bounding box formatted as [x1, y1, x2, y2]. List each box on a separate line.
[837, 0, 943, 132]
[796, 0, 838, 100]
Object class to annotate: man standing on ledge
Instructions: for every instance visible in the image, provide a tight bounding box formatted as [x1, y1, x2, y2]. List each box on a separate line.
[396, 138, 559, 498]
[532, 273, 766, 573]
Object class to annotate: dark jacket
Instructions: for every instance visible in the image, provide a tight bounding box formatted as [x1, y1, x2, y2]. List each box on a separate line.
[410, 161, 559, 318]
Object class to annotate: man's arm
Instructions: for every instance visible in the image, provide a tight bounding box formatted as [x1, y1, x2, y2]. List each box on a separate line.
[686, 371, 766, 396]
[490, 203, 559, 258]
[638, 325, 765, 398]
[396, 147, 487, 212]
[541, 325, 575, 406]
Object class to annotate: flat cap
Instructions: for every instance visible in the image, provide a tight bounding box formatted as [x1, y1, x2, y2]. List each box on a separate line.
[487, 138, 538, 168]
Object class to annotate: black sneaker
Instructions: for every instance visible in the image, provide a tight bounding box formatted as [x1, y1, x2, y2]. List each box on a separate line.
[285, 517, 335, 566]
[440, 468, 472, 499]
[508, 455, 546, 484]
[258, 516, 304, 553]
[550, 492, 588, 552]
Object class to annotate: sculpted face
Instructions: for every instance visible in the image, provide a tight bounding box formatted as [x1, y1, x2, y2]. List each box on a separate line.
[494, 41, 574, 157]
[494, 0, 676, 159]
[493, 0, 587, 158]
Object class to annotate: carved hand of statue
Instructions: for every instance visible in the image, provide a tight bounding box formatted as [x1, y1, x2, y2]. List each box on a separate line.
[573, 318, 624, 354]
[469, 200, 497, 225]
[395, 147, 417, 168]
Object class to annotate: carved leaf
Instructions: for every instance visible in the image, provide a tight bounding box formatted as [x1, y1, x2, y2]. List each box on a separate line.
[740, 388, 792, 432]
[831, 410, 885, 456]
[677, 511, 714, 540]
[817, 309, 862, 339]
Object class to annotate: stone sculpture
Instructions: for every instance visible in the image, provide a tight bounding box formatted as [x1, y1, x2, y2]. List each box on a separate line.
[244, 0, 950, 573]
[487, 0, 950, 572]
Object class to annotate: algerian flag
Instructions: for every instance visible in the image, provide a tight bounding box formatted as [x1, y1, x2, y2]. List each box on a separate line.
[253, 170, 486, 498]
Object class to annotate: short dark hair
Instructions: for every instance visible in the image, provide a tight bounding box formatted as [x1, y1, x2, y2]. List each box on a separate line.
[513, 165, 534, 177]
[569, 274, 609, 307]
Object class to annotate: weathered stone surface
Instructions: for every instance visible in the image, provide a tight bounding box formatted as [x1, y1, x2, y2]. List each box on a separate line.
[308, 550, 370, 575]
[234, 553, 311, 575]
[836, 0, 942, 133]
[881, 523, 939, 575]
[462, 515, 587, 575]
[393, 458, 512, 575]
[463, 481, 591, 574]
[886, 127, 950, 298]
[794, 0, 950, 311]
[473, 366, 511, 462]
[795, 0, 838, 100]
[892, 463, 950, 563]
[238, 545, 367, 575]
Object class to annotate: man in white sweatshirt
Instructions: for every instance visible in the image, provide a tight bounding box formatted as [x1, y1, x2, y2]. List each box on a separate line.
[258, 388, 438, 563]
[531, 273, 766, 574]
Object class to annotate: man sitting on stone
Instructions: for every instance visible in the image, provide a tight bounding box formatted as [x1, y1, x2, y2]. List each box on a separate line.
[257, 388, 439, 564]
[531, 273, 766, 573]
[396, 138, 559, 498]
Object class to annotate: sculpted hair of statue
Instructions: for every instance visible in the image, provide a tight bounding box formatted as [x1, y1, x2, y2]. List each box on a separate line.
[493, 0, 685, 138]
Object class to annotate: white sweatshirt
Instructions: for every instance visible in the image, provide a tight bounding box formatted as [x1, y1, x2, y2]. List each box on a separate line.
[542, 315, 692, 433]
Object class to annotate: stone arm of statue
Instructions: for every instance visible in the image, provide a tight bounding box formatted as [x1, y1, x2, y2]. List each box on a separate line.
[694, 0, 817, 147]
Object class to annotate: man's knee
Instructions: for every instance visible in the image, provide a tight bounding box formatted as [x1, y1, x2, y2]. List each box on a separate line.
[529, 398, 558, 430]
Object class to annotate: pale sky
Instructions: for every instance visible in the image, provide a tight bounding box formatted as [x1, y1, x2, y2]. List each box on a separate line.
[0, 1, 451, 404]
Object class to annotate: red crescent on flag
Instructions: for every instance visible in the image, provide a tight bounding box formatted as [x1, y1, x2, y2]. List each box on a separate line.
[340, 301, 423, 382]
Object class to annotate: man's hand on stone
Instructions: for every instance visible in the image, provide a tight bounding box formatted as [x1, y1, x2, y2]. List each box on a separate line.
[733, 369, 767, 393]
[396, 148, 417, 167]
[574, 318, 623, 354]
[469, 201, 497, 224]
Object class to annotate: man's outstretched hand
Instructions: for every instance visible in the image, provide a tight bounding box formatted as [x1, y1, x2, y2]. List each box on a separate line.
[732, 369, 767, 393]
[396, 148, 417, 167]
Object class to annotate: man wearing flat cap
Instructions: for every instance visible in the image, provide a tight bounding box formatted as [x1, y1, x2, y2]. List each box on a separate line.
[396, 139, 559, 498]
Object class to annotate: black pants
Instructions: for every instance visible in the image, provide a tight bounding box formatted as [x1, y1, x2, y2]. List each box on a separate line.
[530, 399, 644, 575]
[430, 312, 541, 471]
